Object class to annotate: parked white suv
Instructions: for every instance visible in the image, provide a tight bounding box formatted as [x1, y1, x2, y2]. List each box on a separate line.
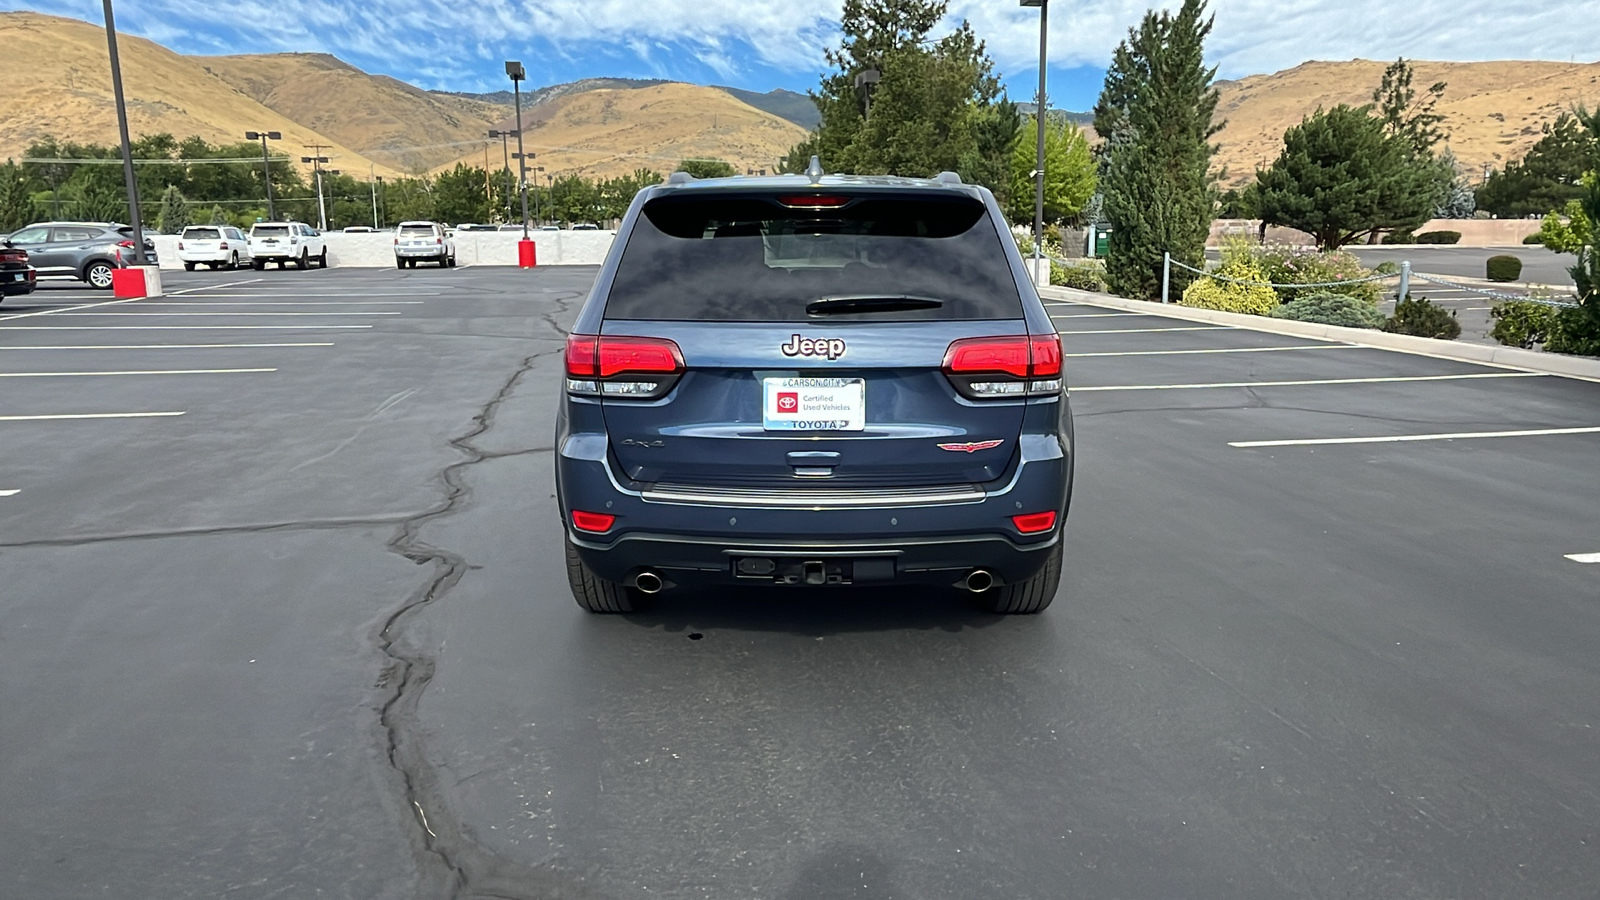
[393, 221, 456, 268]
[249, 221, 326, 270]
[178, 225, 251, 271]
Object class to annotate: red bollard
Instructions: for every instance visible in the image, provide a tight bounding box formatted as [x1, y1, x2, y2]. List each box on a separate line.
[518, 239, 537, 268]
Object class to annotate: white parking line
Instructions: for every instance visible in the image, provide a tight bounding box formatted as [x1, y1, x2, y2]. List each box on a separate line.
[0, 411, 186, 421]
[1230, 425, 1600, 448]
[0, 296, 142, 322]
[51, 311, 401, 317]
[1074, 372, 1544, 392]
[0, 489, 18, 497]
[168, 278, 263, 295]
[0, 342, 334, 350]
[1063, 345, 1359, 358]
[0, 368, 275, 378]
[1564, 552, 1600, 564]
[0, 325, 372, 330]
[1057, 326, 1234, 335]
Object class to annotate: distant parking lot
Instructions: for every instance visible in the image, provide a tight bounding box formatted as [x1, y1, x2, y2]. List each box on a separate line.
[3, 265, 1598, 898]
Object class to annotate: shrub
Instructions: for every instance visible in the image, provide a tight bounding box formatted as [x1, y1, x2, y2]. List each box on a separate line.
[1384, 297, 1461, 339]
[1252, 243, 1382, 303]
[1053, 262, 1106, 292]
[1179, 242, 1278, 315]
[1382, 230, 1415, 244]
[1545, 306, 1600, 357]
[1490, 300, 1556, 348]
[1522, 233, 1545, 245]
[1415, 230, 1462, 244]
[1271, 291, 1386, 328]
[1374, 261, 1400, 276]
[1485, 255, 1523, 282]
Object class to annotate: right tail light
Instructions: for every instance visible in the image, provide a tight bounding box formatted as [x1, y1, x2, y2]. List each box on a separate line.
[942, 334, 1063, 399]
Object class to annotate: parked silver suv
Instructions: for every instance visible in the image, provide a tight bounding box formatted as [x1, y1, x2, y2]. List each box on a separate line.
[2, 222, 158, 289]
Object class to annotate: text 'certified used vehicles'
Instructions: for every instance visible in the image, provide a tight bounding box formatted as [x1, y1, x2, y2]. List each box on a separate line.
[3, 222, 157, 289]
[248, 221, 326, 270]
[177, 225, 251, 270]
[556, 164, 1073, 615]
[393, 221, 456, 268]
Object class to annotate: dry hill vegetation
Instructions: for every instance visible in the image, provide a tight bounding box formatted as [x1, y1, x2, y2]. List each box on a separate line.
[0, 12, 400, 177]
[435, 83, 812, 181]
[1213, 59, 1600, 186]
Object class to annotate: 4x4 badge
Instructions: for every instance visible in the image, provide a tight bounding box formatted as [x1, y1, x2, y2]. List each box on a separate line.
[780, 334, 847, 360]
[937, 439, 1004, 453]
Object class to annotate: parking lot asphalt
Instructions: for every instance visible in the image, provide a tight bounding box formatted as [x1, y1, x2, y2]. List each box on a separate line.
[2, 267, 1598, 899]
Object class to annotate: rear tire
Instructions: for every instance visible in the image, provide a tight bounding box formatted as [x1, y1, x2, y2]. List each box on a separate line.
[317, 249, 328, 269]
[565, 536, 646, 613]
[395, 258, 405, 269]
[252, 260, 265, 271]
[84, 261, 115, 289]
[229, 253, 239, 269]
[276, 260, 285, 269]
[183, 261, 196, 272]
[978, 541, 1061, 614]
[296, 250, 308, 270]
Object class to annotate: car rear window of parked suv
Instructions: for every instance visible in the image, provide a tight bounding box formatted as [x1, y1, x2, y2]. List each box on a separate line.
[604, 192, 1023, 322]
[399, 225, 436, 236]
[252, 225, 289, 236]
[183, 227, 221, 239]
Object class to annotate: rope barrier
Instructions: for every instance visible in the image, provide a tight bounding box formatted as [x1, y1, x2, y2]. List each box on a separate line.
[1167, 256, 1392, 289]
[1410, 272, 1578, 308]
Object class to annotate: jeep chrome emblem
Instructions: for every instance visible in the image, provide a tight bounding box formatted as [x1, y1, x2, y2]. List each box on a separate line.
[937, 439, 1004, 453]
[781, 334, 846, 360]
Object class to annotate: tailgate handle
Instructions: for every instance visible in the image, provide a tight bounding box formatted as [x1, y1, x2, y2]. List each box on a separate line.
[786, 452, 840, 463]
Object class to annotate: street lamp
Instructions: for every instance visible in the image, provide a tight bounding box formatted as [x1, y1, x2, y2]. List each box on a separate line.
[244, 130, 282, 221]
[854, 68, 882, 117]
[103, 0, 147, 265]
[534, 166, 545, 224]
[506, 61, 531, 238]
[489, 129, 518, 222]
[302, 153, 333, 230]
[1021, 0, 1048, 286]
[375, 176, 385, 229]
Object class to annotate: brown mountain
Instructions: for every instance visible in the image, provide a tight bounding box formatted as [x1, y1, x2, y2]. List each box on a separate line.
[1213, 59, 1600, 186]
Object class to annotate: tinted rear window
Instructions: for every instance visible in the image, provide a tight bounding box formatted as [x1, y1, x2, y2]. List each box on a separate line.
[399, 225, 435, 236]
[183, 228, 221, 239]
[604, 192, 1022, 321]
[253, 225, 289, 236]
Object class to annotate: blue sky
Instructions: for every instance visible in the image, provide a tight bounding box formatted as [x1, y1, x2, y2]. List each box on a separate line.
[7, 0, 1597, 114]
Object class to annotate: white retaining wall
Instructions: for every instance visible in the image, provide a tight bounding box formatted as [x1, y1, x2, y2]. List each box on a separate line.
[149, 230, 616, 270]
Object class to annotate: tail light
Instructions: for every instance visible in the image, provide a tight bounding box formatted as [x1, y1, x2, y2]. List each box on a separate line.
[435, 237, 443, 245]
[1011, 511, 1058, 534]
[570, 510, 616, 533]
[942, 334, 1063, 398]
[0, 248, 25, 263]
[565, 334, 684, 399]
[117, 240, 136, 249]
[177, 241, 185, 250]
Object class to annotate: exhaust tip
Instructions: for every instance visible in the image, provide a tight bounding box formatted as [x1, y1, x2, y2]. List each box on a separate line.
[965, 569, 993, 593]
[634, 571, 663, 594]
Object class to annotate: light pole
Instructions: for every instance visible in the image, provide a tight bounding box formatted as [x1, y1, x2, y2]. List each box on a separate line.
[302, 149, 332, 230]
[102, 0, 147, 265]
[245, 130, 281, 220]
[506, 61, 531, 239]
[534, 166, 545, 224]
[1022, 0, 1048, 286]
[489, 129, 517, 222]
[375, 176, 385, 229]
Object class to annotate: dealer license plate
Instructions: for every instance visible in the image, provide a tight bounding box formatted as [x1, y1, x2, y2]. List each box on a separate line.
[762, 377, 865, 431]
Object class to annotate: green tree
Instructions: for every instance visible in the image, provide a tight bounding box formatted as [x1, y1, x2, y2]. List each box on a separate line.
[209, 204, 228, 225]
[1006, 115, 1096, 225]
[156, 184, 189, 233]
[432, 163, 490, 225]
[1477, 112, 1599, 218]
[676, 159, 738, 179]
[1093, 0, 1220, 300]
[0, 161, 37, 233]
[1254, 105, 1441, 250]
[1372, 59, 1446, 156]
[782, 0, 1017, 195]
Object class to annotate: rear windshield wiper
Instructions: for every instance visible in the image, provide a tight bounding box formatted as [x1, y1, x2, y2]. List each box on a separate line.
[806, 295, 945, 316]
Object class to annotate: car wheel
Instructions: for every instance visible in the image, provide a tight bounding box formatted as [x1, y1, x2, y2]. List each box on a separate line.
[395, 258, 405, 270]
[448, 254, 457, 268]
[296, 250, 308, 270]
[317, 249, 328, 269]
[84, 261, 115, 289]
[208, 262, 220, 270]
[565, 536, 647, 613]
[183, 261, 196, 272]
[229, 253, 240, 270]
[276, 260, 285, 269]
[977, 541, 1061, 614]
[252, 260, 265, 271]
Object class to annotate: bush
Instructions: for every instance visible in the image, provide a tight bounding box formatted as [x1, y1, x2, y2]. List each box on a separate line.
[1384, 297, 1461, 339]
[1485, 255, 1523, 282]
[1252, 243, 1383, 304]
[1545, 306, 1600, 357]
[1415, 230, 1462, 244]
[1489, 300, 1556, 348]
[1179, 242, 1279, 315]
[1522, 233, 1546, 245]
[1374, 260, 1400, 276]
[1053, 262, 1105, 292]
[1382, 230, 1414, 245]
[1271, 291, 1386, 328]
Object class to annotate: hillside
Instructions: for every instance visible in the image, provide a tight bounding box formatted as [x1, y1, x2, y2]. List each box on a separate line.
[1214, 59, 1600, 186]
[436, 83, 812, 181]
[0, 12, 400, 177]
[201, 53, 511, 173]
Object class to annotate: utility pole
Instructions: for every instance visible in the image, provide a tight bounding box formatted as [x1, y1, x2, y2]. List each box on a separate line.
[102, 0, 146, 265]
[302, 144, 332, 230]
[1021, 0, 1048, 287]
[245, 131, 281, 220]
[370, 163, 379, 229]
[506, 61, 531, 239]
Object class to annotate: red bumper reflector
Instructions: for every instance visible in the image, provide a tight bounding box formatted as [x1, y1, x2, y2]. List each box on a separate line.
[1011, 511, 1057, 534]
[571, 510, 616, 533]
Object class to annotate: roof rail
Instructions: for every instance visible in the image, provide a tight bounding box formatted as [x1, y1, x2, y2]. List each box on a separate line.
[934, 171, 963, 185]
[667, 171, 697, 185]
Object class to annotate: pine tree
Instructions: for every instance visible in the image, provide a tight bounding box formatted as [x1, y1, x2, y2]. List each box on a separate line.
[1093, 0, 1220, 300]
[156, 185, 189, 234]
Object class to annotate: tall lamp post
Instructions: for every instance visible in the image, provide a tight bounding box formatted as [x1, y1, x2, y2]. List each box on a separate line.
[505, 61, 532, 239]
[375, 176, 385, 229]
[245, 130, 282, 220]
[489, 129, 517, 222]
[1021, 0, 1048, 286]
[513, 151, 536, 225]
[302, 150, 332, 230]
[102, 0, 147, 265]
[534, 166, 545, 224]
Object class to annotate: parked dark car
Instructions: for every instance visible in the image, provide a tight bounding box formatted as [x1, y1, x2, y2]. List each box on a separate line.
[0, 240, 37, 298]
[555, 164, 1073, 615]
[3, 222, 157, 289]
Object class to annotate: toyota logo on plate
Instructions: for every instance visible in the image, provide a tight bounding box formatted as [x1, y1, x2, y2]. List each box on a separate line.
[776, 392, 799, 413]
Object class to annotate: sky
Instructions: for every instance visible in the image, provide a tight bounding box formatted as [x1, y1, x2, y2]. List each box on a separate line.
[7, 0, 1598, 113]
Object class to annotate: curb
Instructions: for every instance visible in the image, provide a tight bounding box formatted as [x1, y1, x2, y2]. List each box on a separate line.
[1039, 286, 1600, 384]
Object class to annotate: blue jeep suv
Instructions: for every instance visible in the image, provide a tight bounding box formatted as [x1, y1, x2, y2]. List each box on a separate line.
[556, 165, 1073, 614]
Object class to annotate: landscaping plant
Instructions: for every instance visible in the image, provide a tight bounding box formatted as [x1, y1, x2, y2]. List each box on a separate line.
[1384, 296, 1461, 339]
[1485, 255, 1524, 282]
[1271, 291, 1386, 328]
[1414, 230, 1462, 244]
[1179, 241, 1278, 315]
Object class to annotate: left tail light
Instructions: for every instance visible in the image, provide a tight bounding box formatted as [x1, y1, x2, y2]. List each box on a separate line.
[565, 334, 684, 400]
[942, 334, 1063, 399]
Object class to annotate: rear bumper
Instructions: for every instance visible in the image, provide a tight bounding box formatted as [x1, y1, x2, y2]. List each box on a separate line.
[1, 268, 35, 294]
[178, 251, 238, 263]
[395, 246, 446, 257]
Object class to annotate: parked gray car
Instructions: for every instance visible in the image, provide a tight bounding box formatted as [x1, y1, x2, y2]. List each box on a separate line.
[3, 222, 157, 289]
